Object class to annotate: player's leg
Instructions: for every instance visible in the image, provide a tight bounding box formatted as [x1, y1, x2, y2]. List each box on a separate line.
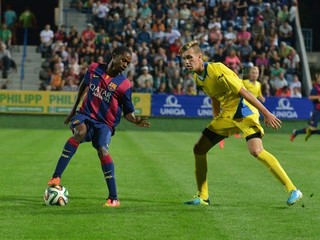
[184, 128, 225, 205]
[93, 124, 120, 207]
[246, 133, 302, 205]
[290, 128, 306, 141]
[305, 110, 320, 141]
[48, 118, 87, 186]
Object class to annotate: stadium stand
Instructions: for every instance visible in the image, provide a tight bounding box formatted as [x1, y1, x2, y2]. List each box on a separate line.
[6, 0, 304, 97]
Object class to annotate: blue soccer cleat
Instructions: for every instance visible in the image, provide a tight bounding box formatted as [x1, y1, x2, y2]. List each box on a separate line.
[287, 189, 303, 206]
[184, 196, 210, 205]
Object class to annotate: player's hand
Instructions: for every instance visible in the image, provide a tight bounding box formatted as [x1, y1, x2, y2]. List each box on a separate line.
[64, 109, 76, 125]
[134, 117, 151, 128]
[264, 112, 282, 129]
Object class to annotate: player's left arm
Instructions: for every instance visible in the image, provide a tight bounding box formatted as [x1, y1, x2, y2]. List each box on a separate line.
[239, 87, 282, 129]
[122, 87, 151, 128]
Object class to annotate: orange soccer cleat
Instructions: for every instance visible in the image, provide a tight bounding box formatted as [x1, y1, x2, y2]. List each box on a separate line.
[102, 198, 121, 207]
[48, 177, 61, 186]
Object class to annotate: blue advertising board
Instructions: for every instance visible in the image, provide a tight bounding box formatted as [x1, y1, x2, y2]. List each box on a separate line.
[264, 97, 313, 120]
[151, 94, 313, 120]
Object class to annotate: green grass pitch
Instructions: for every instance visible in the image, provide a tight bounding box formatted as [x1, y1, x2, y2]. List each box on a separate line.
[0, 115, 319, 239]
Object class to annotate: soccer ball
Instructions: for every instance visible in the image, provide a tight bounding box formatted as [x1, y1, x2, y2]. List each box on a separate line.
[44, 185, 69, 206]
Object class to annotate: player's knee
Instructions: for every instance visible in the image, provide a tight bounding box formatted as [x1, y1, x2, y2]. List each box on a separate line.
[73, 123, 87, 141]
[193, 143, 207, 155]
[98, 147, 109, 158]
[249, 148, 263, 158]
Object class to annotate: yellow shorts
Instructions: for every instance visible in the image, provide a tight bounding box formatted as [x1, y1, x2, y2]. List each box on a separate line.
[207, 112, 264, 138]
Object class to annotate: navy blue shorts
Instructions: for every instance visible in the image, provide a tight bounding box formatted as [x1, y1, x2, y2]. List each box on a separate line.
[70, 113, 112, 150]
[309, 110, 320, 128]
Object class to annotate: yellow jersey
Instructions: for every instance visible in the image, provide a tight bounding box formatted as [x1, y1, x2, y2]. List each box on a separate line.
[193, 62, 257, 119]
[242, 79, 262, 98]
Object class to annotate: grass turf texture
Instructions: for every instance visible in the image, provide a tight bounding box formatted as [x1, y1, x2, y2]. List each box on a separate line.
[1, 115, 320, 239]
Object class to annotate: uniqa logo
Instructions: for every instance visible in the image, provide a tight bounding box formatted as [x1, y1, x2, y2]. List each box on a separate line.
[275, 98, 294, 110]
[198, 96, 213, 116]
[272, 98, 297, 118]
[160, 95, 185, 115]
[163, 95, 181, 107]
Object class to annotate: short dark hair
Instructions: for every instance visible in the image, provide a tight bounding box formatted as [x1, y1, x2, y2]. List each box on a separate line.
[112, 46, 132, 57]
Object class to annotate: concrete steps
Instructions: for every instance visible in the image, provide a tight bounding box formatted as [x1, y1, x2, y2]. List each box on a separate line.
[5, 45, 42, 90]
[4, 0, 90, 91]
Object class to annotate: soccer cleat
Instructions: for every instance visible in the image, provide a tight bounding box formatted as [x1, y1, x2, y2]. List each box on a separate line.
[287, 189, 303, 206]
[290, 129, 297, 142]
[234, 133, 241, 138]
[219, 140, 225, 149]
[305, 128, 312, 142]
[184, 196, 210, 206]
[48, 177, 61, 186]
[102, 198, 120, 207]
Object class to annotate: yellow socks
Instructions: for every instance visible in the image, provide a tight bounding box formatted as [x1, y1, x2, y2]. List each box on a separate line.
[195, 154, 209, 200]
[257, 150, 296, 192]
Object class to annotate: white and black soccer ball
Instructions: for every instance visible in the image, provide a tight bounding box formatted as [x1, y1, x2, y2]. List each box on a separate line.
[44, 185, 69, 206]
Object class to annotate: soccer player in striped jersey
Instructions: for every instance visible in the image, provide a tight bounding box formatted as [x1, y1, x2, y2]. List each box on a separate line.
[180, 40, 302, 206]
[291, 72, 320, 141]
[47, 46, 151, 207]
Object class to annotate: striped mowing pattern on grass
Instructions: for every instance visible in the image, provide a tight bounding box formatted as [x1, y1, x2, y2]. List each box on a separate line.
[0, 115, 319, 239]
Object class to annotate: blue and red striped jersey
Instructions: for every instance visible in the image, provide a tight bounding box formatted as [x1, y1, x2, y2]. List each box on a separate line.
[79, 62, 135, 129]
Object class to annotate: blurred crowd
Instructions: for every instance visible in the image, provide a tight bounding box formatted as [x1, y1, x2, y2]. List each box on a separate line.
[37, 0, 302, 98]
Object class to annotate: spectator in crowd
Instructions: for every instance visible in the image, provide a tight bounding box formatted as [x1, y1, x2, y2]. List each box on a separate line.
[235, 0, 248, 17]
[238, 39, 253, 68]
[0, 43, 15, 88]
[4, 4, 17, 36]
[289, 74, 301, 93]
[283, 48, 300, 84]
[179, 3, 192, 30]
[54, 24, 67, 43]
[271, 71, 288, 94]
[185, 83, 197, 96]
[255, 51, 269, 79]
[236, 25, 251, 45]
[136, 66, 154, 91]
[225, 48, 241, 74]
[0, 23, 12, 49]
[279, 20, 293, 45]
[261, 3, 275, 29]
[81, 23, 96, 48]
[173, 81, 184, 95]
[167, 2, 179, 29]
[92, 0, 109, 31]
[290, 87, 302, 98]
[18, 6, 37, 43]
[39, 24, 54, 58]
[275, 85, 291, 97]
[63, 67, 79, 91]
[46, 67, 64, 91]
[277, 4, 290, 24]
[138, 1, 152, 26]
[192, 1, 206, 28]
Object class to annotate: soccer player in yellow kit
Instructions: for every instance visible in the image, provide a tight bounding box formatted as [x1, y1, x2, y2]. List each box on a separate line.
[243, 66, 265, 103]
[180, 41, 302, 206]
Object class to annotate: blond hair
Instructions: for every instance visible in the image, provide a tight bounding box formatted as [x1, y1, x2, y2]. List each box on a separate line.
[179, 40, 201, 55]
